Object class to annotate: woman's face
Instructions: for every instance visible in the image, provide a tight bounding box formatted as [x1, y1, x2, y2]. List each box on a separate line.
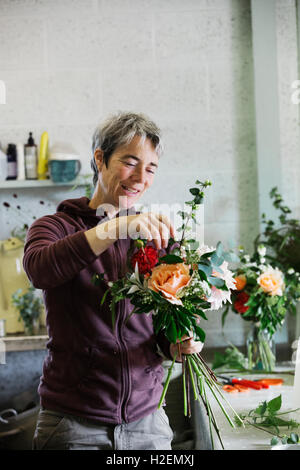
[95, 135, 159, 209]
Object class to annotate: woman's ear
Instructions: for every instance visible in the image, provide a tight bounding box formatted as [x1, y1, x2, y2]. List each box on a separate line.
[94, 148, 104, 172]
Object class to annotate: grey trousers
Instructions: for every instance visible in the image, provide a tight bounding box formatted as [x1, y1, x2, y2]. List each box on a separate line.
[32, 407, 174, 450]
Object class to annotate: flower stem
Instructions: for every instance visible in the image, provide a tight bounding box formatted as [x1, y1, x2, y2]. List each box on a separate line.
[158, 351, 177, 409]
[187, 356, 198, 400]
[182, 355, 187, 416]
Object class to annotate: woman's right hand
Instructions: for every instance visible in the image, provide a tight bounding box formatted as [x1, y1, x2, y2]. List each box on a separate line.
[87, 212, 175, 256]
[117, 212, 175, 250]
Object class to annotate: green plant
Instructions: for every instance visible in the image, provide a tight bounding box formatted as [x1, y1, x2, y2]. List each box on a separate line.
[212, 344, 248, 371]
[255, 186, 300, 275]
[71, 173, 93, 199]
[235, 394, 300, 447]
[11, 286, 43, 335]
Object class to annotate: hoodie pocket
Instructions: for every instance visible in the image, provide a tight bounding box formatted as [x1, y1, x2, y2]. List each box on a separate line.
[42, 346, 91, 392]
[127, 340, 164, 391]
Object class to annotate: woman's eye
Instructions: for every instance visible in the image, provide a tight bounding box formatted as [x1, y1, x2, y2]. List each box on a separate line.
[125, 162, 135, 167]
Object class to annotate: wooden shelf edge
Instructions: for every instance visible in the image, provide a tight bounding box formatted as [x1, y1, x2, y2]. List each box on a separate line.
[1, 334, 49, 352]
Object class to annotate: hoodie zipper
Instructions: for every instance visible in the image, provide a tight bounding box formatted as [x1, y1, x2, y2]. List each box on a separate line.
[114, 241, 130, 423]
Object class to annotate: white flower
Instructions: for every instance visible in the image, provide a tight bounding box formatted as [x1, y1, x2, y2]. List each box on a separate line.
[244, 255, 250, 263]
[207, 286, 232, 310]
[259, 264, 267, 271]
[199, 280, 211, 297]
[127, 285, 140, 294]
[260, 257, 266, 264]
[288, 268, 295, 275]
[212, 261, 236, 290]
[258, 244, 266, 257]
[196, 244, 215, 258]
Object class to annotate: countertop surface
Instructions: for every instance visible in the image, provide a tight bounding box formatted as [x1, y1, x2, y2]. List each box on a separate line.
[209, 364, 298, 450]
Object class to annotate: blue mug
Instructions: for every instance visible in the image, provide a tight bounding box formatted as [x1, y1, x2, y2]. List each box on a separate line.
[49, 158, 81, 183]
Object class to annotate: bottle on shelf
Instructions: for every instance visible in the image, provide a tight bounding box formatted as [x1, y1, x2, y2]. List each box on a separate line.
[24, 132, 38, 180]
[17, 142, 25, 181]
[0, 143, 7, 182]
[38, 131, 49, 180]
[6, 143, 17, 180]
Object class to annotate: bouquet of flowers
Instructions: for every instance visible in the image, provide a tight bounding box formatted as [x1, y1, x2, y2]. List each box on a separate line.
[94, 180, 244, 449]
[222, 244, 300, 371]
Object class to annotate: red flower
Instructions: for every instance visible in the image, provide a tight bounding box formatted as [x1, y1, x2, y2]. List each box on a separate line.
[131, 245, 159, 275]
[234, 291, 250, 314]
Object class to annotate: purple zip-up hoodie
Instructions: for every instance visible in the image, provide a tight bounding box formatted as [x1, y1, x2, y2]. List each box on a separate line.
[23, 197, 173, 424]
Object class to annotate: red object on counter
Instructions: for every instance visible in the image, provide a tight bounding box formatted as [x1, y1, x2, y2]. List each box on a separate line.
[231, 378, 268, 390]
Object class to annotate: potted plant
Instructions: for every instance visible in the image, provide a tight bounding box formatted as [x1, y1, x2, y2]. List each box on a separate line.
[11, 285, 43, 335]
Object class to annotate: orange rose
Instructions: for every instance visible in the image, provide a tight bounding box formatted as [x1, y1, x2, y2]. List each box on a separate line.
[148, 263, 191, 305]
[234, 274, 247, 291]
[257, 267, 284, 296]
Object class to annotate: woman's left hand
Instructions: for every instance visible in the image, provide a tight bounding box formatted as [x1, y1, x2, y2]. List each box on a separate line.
[169, 334, 204, 362]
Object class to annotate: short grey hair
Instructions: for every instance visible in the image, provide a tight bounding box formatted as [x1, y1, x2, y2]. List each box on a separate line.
[91, 111, 164, 186]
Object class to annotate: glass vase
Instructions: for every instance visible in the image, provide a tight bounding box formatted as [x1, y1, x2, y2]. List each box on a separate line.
[246, 323, 276, 372]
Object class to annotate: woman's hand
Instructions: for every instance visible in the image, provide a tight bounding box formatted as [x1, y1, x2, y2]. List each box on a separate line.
[86, 211, 175, 256]
[117, 212, 175, 250]
[169, 334, 204, 362]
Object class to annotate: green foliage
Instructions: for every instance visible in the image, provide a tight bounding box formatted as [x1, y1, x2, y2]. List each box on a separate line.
[70, 173, 94, 199]
[212, 345, 247, 371]
[177, 179, 211, 247]
[236, 394, 300, 447]
[257, 187, 300, 273]
[11, 286, 43, 334]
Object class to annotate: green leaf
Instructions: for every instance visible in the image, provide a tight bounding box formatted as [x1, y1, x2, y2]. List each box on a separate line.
[254, 401, 267, 416]
[194, 325, 206, 342]
[271, 436, 279, 446]
[198, 263, 213, 277]
[100, 288, 110, 306]
[288, 433, 299, 444]
[166, 316, 178, 343]
[216, 242, 223, 257]
[211, 252, 224, 266]
[91, 273, 105, 286]
[200, 250, 215, 260]
[208, 276, 225, 288]
[223, 251, 240, 263]
[267, 395, 282, 414]
[159, 254, 183, 264]
[190, 187, 200, 196]
[194, 194, 203, 204]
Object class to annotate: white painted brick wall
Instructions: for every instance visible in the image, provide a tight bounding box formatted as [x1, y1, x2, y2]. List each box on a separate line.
[0, 0, 298, 349]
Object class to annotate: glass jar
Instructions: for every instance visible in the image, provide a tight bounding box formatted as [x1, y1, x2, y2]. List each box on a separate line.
[246, 323, 276, 371]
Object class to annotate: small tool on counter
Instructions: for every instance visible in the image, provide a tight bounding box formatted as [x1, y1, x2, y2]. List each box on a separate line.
[217, 375, 284, 393]
[217, 375, 267, 390]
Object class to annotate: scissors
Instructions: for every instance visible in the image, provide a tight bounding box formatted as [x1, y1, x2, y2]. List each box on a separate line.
[217, 375, 269, 393]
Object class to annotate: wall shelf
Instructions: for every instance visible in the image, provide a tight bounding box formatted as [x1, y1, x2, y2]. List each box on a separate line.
[2, 333, 48, 352]
[0, 178, 83, 190]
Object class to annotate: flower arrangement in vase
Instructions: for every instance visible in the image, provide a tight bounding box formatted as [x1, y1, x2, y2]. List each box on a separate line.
[222, 244, 300, 371]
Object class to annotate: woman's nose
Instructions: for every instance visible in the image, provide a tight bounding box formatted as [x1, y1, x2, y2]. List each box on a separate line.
[131, 166, 147, 183]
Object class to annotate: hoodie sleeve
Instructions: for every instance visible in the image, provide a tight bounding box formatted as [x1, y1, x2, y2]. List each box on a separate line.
[23, 215, 98, 289]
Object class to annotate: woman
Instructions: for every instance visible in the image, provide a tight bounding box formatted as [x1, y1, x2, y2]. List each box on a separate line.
[23, 112, 203, 450]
